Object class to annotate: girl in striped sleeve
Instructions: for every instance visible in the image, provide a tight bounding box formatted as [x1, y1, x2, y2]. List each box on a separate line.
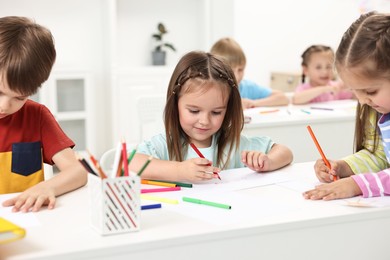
[303, 11, 390, 200]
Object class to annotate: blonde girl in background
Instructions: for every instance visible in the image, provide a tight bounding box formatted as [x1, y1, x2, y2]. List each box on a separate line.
[304, 12, 390, 200]
[292, 45, 354, 105]
[210, 37, 289, 109]
[130, 51, 293, 183]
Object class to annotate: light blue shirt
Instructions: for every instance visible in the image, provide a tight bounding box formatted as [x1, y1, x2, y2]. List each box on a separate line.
[239, 79, 272, 100]
[137, 133, 274, 169]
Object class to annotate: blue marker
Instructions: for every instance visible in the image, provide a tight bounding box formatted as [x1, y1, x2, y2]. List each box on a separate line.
[141, 203, 162, 210]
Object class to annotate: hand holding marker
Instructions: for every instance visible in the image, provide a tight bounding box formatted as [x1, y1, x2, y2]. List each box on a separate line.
[307, 125, 337, 181]
[190, 143, 221, 180]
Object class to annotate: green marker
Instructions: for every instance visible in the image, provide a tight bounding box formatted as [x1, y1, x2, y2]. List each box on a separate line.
[182, 197, 231, 210]
[153, 180, 193, 188]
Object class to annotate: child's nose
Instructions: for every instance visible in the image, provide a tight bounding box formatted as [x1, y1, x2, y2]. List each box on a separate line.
[355, 92, 369, 105]
[198, 114, 210, 125]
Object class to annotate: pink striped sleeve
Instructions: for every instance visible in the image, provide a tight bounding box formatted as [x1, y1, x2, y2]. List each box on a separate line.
[378, 170, 390, 196]
[351, 174, 370, 197]
[351, 169, 390, 198]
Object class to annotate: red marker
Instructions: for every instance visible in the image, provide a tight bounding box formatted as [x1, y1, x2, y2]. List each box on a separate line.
[190, 143, 221, 180]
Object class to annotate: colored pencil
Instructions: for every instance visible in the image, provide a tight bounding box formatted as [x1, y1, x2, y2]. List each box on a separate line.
[306, 125, 337, 181]
[137, 155, 153, 176]
[310, 107, 334, 111]
[189, 143, 221, 180]
[86, 149, 107, 179]
[127, 148, 137, 165]
[111, 142, 122, 177]
[121, 139, 129, 176]
[141, 187, 181, 193]
[78, 157, 98, 176]
[301, 109, 311, 114]
[182, 196, 231, 210]
[152, 180, 193, 188]
[259, 109, 279, 114]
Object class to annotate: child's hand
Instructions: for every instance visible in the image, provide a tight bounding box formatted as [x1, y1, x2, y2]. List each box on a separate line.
[241, 98, 255, 109]
[2, 183, 56, 212]
[241, 151, 271, 172]
[327, 84, 344, 94]
[178, 158, 220, 183]
[314, 159, 344, 182]
[302, 177, 362, 200]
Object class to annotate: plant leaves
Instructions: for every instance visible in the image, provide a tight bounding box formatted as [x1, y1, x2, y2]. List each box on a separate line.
[152, 34, 162, 41]
[164, 43, 176, 52]
[158, 23, 167, 34]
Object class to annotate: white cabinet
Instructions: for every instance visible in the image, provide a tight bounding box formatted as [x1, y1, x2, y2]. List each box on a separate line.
[31, 71, 95, 153]
[111, 66, 173, 146]
[270, 72, 301, 92]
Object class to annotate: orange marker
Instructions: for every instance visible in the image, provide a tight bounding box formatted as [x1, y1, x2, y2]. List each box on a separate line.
[306, 125, 337, 181]
[141, 180, 177, 187]
[259, 109, 279, 114]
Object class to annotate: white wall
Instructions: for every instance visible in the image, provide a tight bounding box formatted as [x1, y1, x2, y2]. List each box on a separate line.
[116, 0, 212, 67]
[234, 0, 390, 87]
[2, 0, 390, 155]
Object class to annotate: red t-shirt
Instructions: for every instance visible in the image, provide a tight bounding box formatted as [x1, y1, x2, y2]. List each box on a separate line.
[0, 100, 75, 193]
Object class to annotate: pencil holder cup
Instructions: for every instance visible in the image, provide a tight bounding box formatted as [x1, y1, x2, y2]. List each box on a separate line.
[89, 173, 141, 235]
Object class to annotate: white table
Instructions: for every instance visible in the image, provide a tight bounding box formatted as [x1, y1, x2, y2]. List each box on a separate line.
[243, 100, 357, 163]
[1, 161, 389, 260]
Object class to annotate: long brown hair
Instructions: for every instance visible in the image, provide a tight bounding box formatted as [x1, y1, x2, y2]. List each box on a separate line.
[335, 11, 390, 152]
[164, 51, 244, 169]
[354, 104, 380, 153]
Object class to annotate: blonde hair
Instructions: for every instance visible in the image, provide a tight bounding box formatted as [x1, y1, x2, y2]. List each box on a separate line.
[210, 37, 246, 68]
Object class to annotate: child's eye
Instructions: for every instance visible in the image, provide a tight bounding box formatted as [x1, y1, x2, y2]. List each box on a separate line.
[366, 90, 377, 96]
[189, 109, 199, 114]
[212, 111, 222, 115]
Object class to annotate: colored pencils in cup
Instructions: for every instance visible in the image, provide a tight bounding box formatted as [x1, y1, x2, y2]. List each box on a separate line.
[86, 149, 108, 179]
[121, 138, 129, 176]
[190, 143, 221, 180]
[306, 125, 337, 181]
[137, 156, 153, 176]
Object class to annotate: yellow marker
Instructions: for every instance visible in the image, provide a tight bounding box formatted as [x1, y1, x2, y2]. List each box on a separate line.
[141, 194, 179, 204]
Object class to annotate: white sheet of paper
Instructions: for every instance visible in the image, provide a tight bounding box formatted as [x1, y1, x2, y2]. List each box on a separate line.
[0, 194, 41, 228]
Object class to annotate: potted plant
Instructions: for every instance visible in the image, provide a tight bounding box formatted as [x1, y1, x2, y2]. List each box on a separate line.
[151, 22, 176, 66]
